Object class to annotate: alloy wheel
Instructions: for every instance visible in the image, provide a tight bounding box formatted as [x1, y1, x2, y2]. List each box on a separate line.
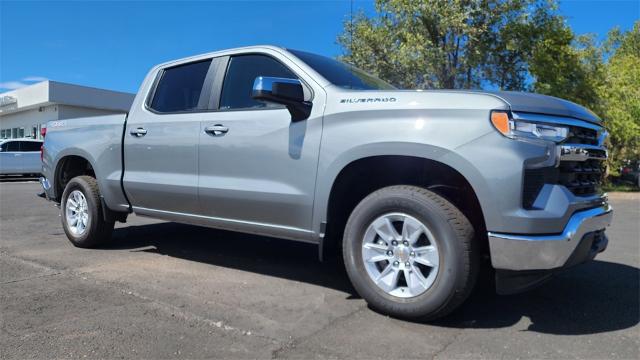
[361, 213, 440, 298]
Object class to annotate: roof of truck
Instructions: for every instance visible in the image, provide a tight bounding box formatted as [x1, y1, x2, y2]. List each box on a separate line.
[154, 45, 287, 69]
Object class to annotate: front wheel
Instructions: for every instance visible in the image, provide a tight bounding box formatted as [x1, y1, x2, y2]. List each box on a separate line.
[342, 185, 478, 320]
[61, 175, 114, 248]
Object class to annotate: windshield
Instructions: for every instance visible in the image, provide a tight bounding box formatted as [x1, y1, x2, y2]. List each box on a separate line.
[288, 49, 396, 90]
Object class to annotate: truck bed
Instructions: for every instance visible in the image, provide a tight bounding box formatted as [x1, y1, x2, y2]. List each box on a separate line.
[42, 114, 130, 211]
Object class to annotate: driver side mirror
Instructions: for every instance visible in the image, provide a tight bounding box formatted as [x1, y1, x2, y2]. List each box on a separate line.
[252, 77, 312, 121]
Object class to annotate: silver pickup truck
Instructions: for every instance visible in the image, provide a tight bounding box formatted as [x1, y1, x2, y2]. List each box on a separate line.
[40, 45, 612, 320]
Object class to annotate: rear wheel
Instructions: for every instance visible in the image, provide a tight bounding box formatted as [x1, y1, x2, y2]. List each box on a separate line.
[61, 175, 114, 248]
[342, 185, 477, 320]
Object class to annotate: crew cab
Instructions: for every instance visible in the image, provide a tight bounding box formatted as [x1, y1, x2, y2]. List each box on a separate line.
[40, 46, 612, 320]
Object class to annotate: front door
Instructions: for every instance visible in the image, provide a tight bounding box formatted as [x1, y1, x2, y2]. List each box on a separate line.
[197, 53, 324, 236]
[0, 141, 23, 174]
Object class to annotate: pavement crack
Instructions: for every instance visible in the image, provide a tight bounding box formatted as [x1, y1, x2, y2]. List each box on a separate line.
[270, 305, 368, 359]
[114, 286, 274, 341]
[1, 271, 62, 285]
[0, 252, 61, 272]
[1, 251, 274, 342]
[430, 329, 462, 360]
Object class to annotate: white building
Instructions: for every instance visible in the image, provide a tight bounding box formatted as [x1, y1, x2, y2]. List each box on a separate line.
[0, 81, 135, 140]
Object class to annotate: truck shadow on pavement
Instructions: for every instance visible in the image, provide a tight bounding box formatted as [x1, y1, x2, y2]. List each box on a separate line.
[108, 221, 357, 296]
[106, 221, 639, 336]
[434, 259, 639, 335]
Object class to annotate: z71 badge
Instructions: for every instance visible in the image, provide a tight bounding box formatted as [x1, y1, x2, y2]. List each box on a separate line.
[50, 120, 66, 127]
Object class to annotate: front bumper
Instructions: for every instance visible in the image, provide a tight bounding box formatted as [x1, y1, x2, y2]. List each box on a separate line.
[488, 204, 613, 271]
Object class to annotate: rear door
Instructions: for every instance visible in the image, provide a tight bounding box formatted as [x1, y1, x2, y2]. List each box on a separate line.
[123, 58, 215, 214]
[0, 141, 23, 174]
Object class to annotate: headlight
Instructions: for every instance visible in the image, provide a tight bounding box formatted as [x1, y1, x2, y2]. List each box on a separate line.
[490, 110, 568, 142]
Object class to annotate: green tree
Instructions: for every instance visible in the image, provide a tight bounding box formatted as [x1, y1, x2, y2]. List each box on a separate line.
[598, 23, 640, 174]
[529, 28, 605, 109]
[338, 0, 572, 91]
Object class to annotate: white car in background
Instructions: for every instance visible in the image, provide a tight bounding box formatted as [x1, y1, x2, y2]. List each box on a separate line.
[0, 138, 43, 176]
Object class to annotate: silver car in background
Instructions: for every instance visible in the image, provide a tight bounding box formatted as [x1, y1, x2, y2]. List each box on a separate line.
[0, 138, 43, 176]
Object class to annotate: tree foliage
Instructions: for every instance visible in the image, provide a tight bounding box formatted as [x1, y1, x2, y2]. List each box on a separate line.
[338, 1, 639, 178]
[529, 32, 605, 108]
[598, 23, 640, 173]
[338, 0, 566, 90]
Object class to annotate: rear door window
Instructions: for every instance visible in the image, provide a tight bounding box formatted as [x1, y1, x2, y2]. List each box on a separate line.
[21, 141, 42, 152]
[149, 59, 212, 113]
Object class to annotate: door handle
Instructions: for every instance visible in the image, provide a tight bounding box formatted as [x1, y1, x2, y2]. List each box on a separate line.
[130, 127, 148, 137]
[204, 125, 229, 136]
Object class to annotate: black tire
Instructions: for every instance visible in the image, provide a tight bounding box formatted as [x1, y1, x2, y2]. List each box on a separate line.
[342, 185, 478, 321]
[60, 175, 114, 248]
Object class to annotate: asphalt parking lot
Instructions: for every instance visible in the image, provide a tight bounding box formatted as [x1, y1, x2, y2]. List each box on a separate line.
[1, 180, 638, 359]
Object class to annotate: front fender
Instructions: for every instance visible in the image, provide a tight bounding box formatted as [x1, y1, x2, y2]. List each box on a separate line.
[312, 141, 495, 237]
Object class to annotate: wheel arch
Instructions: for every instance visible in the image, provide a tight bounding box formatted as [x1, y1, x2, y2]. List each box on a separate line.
[53, 151, 97, 202]
[315, 143, 493, 261]
[53, 151, 128, 223]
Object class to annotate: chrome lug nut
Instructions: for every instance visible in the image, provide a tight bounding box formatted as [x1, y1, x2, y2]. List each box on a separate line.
[386, 250, 393, 256]
[391, 240, 398, 246]
[403, 240, 409, 246]
[405, 261, 411, 267]
[410, 251, 415, 257]
[393, 261, 399, 266]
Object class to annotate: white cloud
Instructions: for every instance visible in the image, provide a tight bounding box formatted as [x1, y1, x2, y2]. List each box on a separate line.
[0, 76, 49, 91]
[22, 76, 48, 82]
[0, 81, 28, 90]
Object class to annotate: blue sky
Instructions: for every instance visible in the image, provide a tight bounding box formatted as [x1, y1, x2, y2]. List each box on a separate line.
[1, 0, 638, 94]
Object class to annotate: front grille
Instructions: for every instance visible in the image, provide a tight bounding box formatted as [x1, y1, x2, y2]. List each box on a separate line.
[523, 168, 551, 209]
[523, 160, 605, 209]
[558, 159, 605, 196]
[565, 126, 598, 145]
[522, 124, 606, 209]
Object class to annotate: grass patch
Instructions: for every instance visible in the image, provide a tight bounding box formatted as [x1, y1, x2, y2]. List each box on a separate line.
[603, 183, 640, 192]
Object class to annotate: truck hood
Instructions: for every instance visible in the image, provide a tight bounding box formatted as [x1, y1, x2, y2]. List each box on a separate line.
[331, 87, 601, 125]
[484, 91, 601, 125]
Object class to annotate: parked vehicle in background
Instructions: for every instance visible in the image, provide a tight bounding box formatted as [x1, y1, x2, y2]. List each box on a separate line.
[39, 45, 613, 320]
[620, 160, 640, 187]
[0, 138, 43, 176]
